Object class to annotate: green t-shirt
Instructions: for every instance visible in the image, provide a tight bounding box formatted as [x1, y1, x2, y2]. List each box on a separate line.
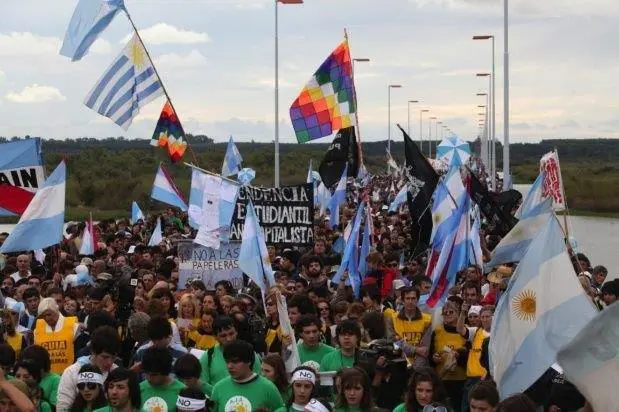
[274, 404, 306, 412]
[393, 403, 406, 412]
[297, 342, 335, 370]
[92, 408, 112, 412]
[140, 378, 185, 412]
[334, 407, 362, 412]
[212, 375, 284, 412]
[199, 345, 262, 385]
[319, 349, 355, 372]
[39, 401, 52, 412]
[39, 373, 60, 406]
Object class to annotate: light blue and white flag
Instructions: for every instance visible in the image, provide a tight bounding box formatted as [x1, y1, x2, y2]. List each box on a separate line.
[151, 164, 188, 211]
[237, 168, 256, 186]
[148, 217, 163, 246]
[188, 169, 207, 229]
[239, 201, 275, 292]
[358, 209, 373, 278]
[332, 201, 365, 298]
[388, 184, 408, 213]
[194, 174, 240, 249]
[469, 211, 484, 268]
[84, 34, 164, 130]
[326, 164, 348, 229]
[316, 182, 331, 217]
[60, 0, 126, 61]
[131, 201, 144, 223]
[490, 215, 597, 398]
[221, 136, 243, 177]
[515, 171, 547, 219]
[485, 197, 553, 268]
[79, 219, 95, 256]
[557, 301, 619, 412]
[0, 162, 66, 253]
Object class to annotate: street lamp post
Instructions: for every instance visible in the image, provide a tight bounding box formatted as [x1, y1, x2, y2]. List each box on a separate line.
[407, 100, 419, 138]
[476, 92, 488, 166]
[387, 84, 402, 157]
[477, 73, 493, 188]
[419, 109, 429, 153]
[429, 116, 437, 158]
[275, 0, 303, 187]
[504, 0, 511, 187]
[474, 35, 496, 186]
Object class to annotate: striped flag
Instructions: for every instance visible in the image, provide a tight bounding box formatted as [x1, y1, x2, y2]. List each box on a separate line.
[0, 162, 66, 253]
[150, 164, 187, 211]
[84, 33, 164, 130]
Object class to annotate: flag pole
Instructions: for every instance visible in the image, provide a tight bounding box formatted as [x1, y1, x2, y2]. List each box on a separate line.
[123, 9, 199, 166]
[345, 28, 364, 170]
[183, 162, 241, 186]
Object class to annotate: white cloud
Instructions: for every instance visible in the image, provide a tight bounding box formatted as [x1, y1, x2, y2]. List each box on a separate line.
[156, 50, 208, 69]
[122, 23, 210, 45]
[0, 32, 59, 56]
[5, 84, 66, 103]
[89, 38, 112, 55]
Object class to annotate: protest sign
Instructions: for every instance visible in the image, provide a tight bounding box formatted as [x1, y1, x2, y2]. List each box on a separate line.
[229, 183, 314, 246]
[177, 240, 243, 289]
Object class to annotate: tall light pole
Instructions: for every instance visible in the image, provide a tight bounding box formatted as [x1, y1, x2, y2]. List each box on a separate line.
[437, 121, 442, 143]
[407, 100, 419, 138]
[474, 35, 496, 186]
[429, 116, 437, 158]
[477, 72, 493, 188]
[478, 104, 488, 172]
[504, 0, 510, 188]
[387, 84, 402, 156]
[476, 92, 488, 166]
[275, 0, 303, 187]
[419, 109, 429, 153]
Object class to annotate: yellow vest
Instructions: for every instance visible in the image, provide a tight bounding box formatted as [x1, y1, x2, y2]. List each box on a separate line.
[433, 325, 467, 381]
[466, 327, 489, 378]
[188, 331, 217, 350]
[392, 312, 432, 347]
[34, 316, 77, 374]
[5, 332, 24, 358]
[265, 326, 283, 353]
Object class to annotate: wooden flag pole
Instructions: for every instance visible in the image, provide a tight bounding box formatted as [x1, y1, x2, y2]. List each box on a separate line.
[345, 28, 365, 170]
[183, 162, 241, 186]
[123, 9, 199, 166]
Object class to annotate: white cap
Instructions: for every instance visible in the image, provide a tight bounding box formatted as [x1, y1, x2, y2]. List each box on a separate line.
[468, 305, 482, 316]
[393, 279, 406, 290]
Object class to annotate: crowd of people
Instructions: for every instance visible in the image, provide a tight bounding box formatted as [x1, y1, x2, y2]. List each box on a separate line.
[0, 171, 615, 412]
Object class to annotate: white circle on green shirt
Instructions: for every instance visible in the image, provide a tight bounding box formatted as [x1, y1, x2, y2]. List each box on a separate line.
[224, 395, 252, 412]
[143, 396, 168, 412]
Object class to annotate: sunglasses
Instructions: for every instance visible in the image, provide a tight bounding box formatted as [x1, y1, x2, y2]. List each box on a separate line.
[423, 406, 448, 412]
[442, 310, 456, 316]
[77, 382, 98, 391]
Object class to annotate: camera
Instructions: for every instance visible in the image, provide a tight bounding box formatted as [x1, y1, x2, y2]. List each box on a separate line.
[357, 339, 406, 369]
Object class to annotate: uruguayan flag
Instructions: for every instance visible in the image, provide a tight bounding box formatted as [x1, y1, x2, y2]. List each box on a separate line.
[557, 301, 619, 412]
[326, 164, 348, 229]
[221, 136, 243, 177]
[0, 162, 66, 253]
[151, 164, 188, 211]
[490, 215, 597, 398]
[148, 217, 163, 246]
[238, 201, 275, 291]
[131, 201, 145, 224]
[84, 34, 163, 130]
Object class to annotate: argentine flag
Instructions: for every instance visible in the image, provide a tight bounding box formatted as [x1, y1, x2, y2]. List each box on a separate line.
[132, 201, 145, 224]
[490, 215, 597, 398]
[148, 217, 163, 247]
[326, 164, 348, 229]
[221, 136, 243, 177]
[1, 162, 66, 253]
[151, 164, 188, 211]
[238, 201, 275, 292]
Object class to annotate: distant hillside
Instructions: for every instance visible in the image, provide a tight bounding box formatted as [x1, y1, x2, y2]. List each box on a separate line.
[2, 136, 619, 218]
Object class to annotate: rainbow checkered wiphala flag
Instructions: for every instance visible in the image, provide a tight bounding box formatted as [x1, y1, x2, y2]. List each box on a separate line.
[290, 39, 356, 143]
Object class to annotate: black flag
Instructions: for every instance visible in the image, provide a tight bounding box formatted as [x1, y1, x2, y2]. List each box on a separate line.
[467, 169, 518, 236]
[399, 124, 439, 257]
[319, 126, 359, 188]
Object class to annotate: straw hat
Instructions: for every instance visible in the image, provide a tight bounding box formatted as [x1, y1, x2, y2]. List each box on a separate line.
[487, 265, 513, 284]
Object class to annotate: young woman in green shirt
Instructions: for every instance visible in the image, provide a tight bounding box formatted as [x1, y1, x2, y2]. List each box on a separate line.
[334, 368, 373, 412]
[275, 366, 319, 412]
[69, 365, 108, 412]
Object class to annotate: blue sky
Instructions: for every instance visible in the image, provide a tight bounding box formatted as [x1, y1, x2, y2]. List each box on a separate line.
[1, 0, 618, 143]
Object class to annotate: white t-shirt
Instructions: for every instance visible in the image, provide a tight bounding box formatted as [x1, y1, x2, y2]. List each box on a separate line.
[10, 271, 31, 282]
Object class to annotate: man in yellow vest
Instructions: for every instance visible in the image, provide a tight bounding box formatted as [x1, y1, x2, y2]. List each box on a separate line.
[457, 302, 493, 412]
[390, 286, 432, 368]
[33, 297, 80, 375]
[0, 307, 26, 358]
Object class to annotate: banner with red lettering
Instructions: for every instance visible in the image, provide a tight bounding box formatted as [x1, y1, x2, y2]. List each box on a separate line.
[0, 139, 45, 216]
[540, 150, 566, 211]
